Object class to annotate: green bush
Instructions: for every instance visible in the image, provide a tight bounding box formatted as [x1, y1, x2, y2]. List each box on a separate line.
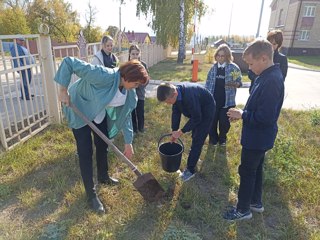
[310, 109, 320, 126]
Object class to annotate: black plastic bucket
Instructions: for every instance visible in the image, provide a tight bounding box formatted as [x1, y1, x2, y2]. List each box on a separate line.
[158, 134, 184, 172]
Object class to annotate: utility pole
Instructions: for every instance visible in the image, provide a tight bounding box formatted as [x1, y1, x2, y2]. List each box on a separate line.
[118, 4, 122, 52]
[256, 0, 265, 38]
[228, 1, 234, 43]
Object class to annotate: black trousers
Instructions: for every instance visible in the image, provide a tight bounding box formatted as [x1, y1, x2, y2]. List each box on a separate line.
[237, 148, 266, 212]
[72, 117, 109, 199]
[209, 105, 233, 144]
[187, 105, 215, 173]
[132, 99, 145, 132]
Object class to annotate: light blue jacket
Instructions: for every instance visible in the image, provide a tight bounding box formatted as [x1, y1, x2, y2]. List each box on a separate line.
[54, 57, 137, 144]
[205, 62, 242, 108]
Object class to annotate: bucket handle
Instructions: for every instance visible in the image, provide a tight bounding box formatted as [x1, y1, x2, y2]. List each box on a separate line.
[158, 133, 184, 151]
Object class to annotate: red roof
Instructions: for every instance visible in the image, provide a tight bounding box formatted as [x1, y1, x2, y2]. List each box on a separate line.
[125, 31, 150, 43]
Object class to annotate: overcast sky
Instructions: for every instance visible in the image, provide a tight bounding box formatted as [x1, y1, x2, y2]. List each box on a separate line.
[67, 0, 272, 37]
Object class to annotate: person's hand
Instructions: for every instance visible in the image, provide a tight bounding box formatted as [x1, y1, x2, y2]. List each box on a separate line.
[227, 108, 243, 122]
[171, 129, 183, 142]
[59, 86, 70, 106]
[123, 144, 134, 159]
[225, 81, 239, 89]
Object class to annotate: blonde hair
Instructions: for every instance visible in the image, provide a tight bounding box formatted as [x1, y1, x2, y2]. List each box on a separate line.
[101, 35, 113, 44]
[214, 44, 233, 63]
[243, 39, 273, 60]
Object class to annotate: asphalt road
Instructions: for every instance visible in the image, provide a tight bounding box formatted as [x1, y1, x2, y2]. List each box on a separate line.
[146, 64, 320, 110]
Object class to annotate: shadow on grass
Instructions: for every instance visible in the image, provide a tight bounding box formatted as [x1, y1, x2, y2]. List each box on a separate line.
[0, 152, 89, 239]
[108, 167, 180, 240]
[230, 153, 310, 239]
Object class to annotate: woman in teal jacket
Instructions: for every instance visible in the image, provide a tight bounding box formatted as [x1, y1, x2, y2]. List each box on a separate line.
[54, 57, 149, 214]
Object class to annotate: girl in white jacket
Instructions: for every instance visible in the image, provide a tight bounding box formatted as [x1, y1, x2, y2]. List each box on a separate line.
[92, 35, 119, 68]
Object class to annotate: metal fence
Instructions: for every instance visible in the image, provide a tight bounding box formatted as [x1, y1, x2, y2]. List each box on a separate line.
[0, 35, 167, 151]
[0, 34, 50, 150]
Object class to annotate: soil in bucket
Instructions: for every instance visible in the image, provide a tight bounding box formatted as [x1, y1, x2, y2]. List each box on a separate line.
[158, 141, 183, 172]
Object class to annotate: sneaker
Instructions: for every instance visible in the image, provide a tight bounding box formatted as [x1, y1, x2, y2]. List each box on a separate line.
[209, 139, 218, 146]
[250, 203, 264, 213]
[99, 176, 119, 186]
[179, 169, 195, 182]
[223, 206, 252, 221]
[88, 196, 105, 214]
[219, 142, 226, 146]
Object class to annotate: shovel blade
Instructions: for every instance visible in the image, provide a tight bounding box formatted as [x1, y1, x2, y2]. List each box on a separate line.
[133, 173, 165, 202]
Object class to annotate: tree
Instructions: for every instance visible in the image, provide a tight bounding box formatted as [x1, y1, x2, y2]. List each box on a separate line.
[83, 26, 103, 43]
[0, 7, 30, 34]
[135, 0, 206, 63]
[26, 0, 81, 42]
[177, 0, 185, 63]
[105, 26, 119, 38]
[3, 0, 29, 11]
[82, 1, 103, 43]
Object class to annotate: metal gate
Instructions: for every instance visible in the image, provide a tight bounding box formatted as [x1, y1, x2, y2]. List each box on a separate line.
[1, 34, 167, 151]
[0, 34, 51, 150]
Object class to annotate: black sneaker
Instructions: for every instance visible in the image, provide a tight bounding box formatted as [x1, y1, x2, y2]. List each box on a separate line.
[99, 177, 119, 185]
[88, 196, 105, 214]
[223, 206, 252, 221]
[250, 203, 264, 213]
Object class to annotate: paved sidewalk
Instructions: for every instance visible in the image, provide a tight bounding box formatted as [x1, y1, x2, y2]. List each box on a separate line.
[146, 64, 320, 110]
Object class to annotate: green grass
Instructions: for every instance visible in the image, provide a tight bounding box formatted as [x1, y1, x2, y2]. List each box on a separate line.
[148, 54, 212, 82]
[0, 101, 319, 239]
[149, 53, 250, 83]
[148, 53, 320, 84]
[288, 55, 320, 71]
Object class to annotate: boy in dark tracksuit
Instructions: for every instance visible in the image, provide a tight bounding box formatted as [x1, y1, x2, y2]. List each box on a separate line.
[157, 82, 216, 182]
[224, 39, 284, 221]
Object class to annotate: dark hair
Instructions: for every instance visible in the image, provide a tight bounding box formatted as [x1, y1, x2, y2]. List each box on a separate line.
[267, 30, 283, 51]
[128, 44, 141, 61]
[119, 60, 149, 85]
[101, 35, 114, 44]
[214, 44, 233, 63]
[157, 83, 175, 102]
[243, 39, 273, 60]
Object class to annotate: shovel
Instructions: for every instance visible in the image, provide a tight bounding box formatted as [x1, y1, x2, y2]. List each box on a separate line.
[70, 103, 165, 202]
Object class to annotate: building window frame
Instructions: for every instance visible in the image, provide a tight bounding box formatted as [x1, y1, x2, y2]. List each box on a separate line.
[299, 30, 310, 41]
[304, 5, 316, 17]
[278, 9, 284, 26]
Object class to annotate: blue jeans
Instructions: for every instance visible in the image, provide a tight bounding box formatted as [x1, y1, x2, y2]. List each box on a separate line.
[72, 117, 109, 199]
[237, 148, 266, 212]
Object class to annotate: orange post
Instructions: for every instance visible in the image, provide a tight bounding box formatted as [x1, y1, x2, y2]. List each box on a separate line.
[192, 59, 198, 82]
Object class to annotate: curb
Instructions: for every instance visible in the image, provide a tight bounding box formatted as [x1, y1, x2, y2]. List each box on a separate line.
[288, 65, 320, 72]
[149, 80, 251, 88]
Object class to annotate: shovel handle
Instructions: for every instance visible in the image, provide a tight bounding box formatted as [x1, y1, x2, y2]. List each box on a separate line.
[70, 103, 142, 177]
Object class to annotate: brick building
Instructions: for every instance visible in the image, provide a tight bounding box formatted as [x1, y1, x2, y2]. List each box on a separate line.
[269, 0, 320, 55]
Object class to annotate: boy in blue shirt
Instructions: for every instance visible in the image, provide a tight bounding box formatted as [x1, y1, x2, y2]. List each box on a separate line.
[157, 82, 215, 182]
[224, 39, 284, 221]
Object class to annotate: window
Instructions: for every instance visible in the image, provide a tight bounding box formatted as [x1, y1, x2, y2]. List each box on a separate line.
[299, 30, 310, 40]
[304, 5, 316, 17]
[278, 9, 284, 26]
